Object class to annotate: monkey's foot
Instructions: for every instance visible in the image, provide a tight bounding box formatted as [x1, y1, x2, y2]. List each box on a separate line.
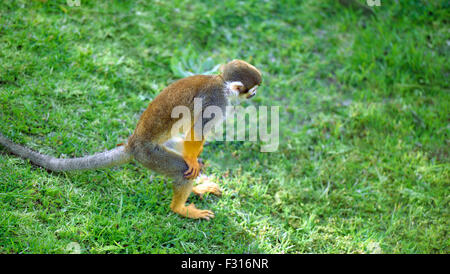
[193, 176, 222, 199]
[184, 157, 203, 179]
[171, 203, 215, 220]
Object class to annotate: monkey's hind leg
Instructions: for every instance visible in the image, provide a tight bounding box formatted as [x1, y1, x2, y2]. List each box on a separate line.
[171, 180, 215, 220]
[192, 175, 222, 199]
[164, 138, 220, 199]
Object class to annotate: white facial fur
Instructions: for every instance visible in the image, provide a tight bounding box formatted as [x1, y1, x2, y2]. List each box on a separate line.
[225, 81, 244, 97]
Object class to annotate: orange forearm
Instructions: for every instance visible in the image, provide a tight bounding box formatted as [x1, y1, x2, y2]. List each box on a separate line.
[182, 126, 205, 179]
[183, 124, 205, 158]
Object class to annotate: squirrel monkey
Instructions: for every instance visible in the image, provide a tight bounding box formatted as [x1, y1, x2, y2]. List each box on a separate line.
[0, 59, 262, 220]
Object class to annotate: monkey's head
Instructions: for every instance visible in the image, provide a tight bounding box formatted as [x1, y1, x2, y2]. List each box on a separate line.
[221, 60, 262, 99]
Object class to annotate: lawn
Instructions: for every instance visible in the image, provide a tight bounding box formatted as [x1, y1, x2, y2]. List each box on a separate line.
[0, 0, 448, 253]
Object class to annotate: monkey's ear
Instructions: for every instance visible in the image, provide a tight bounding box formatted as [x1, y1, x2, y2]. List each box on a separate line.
[229, 81, 245, 93]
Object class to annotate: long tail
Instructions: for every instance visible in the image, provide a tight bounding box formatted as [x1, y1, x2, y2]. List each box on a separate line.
[0, 133, 132, 172]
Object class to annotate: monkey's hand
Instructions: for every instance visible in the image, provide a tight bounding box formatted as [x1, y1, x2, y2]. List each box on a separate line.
[183, 156, 203, 179]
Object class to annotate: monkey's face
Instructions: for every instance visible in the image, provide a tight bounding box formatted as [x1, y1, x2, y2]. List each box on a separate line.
[235, 84, 259, 99]
[227, 82, 260, 100]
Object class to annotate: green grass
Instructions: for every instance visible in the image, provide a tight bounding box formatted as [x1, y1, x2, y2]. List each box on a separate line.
[0, 0, 448, 253]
